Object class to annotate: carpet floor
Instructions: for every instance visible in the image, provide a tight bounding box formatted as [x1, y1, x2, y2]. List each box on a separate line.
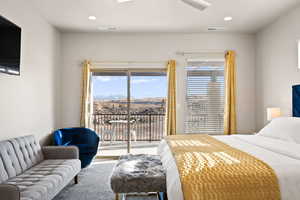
[53, 160, 157, 200]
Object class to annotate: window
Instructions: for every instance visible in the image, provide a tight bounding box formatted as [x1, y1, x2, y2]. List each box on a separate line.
[185, 60, 225, 134]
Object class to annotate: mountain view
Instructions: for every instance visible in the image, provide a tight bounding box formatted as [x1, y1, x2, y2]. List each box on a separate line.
[92, 75, 167, 114]
[93, 97, 166, 114]
[91, 75, 167, 141]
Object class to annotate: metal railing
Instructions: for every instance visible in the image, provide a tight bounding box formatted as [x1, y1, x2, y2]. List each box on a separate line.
[92, 114, 165, 141]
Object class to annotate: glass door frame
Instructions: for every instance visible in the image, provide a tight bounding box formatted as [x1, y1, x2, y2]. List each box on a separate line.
[91, 68, 166, 155]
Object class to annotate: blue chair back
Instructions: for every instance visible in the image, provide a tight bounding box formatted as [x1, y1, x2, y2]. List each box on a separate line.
[293, 85, 300, 117]
[53, 127, 100, 168]
[53, 128, 99, 146]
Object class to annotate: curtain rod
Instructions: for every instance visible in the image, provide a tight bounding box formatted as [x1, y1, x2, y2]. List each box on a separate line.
[88, 60, 167, 65]
[176, 50, 226, 56]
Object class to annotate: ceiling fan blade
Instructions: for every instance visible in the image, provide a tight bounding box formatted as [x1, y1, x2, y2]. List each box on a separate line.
[181, 0, 211, 11]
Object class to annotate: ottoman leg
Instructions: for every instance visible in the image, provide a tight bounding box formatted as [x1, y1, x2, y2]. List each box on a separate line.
[158, 192, 168, 200]
[74, 175, 78, 184]
[163, 192, 168, 200]
[115, 193, 119, 200]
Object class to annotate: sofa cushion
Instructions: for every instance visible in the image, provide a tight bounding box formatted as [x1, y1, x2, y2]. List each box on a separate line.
[0, 141, 22, 183]
[5, 159, 81, 200]
[10, 135, 44, 172]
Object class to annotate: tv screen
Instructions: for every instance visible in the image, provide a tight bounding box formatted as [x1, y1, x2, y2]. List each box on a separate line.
[0, 15, 21, 76]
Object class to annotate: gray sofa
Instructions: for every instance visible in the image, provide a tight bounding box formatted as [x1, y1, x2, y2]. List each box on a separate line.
[0, 135, 81, 200]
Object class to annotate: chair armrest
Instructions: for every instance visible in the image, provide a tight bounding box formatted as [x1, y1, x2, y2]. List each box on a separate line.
[0, 184, 20, 200]
[42, 146, 79, 159]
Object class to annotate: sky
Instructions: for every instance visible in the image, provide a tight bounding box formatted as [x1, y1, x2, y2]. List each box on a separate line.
[92, 75, 167, 99]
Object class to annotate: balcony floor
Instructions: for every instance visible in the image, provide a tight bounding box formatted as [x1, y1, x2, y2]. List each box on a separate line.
[97, 141, 160, 157]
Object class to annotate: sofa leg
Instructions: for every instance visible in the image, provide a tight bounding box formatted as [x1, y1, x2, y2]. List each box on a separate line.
[74, 175, 78, 184]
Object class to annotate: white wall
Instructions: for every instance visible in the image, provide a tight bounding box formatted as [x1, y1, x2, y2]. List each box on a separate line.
[0, 0, 61, 145]
[255, 5, 300, 130]
[60, 32, 256, 134]
[0, 0, 297, 144]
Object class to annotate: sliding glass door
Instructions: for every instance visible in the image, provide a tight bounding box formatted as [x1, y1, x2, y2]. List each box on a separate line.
[130, 71, 167, 154]
[91, 71, 129, 157]
[91, 69, 167, 157]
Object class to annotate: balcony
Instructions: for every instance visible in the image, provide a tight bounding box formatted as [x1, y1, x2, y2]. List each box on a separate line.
[92, 113, 165, 157]
[92, 113, 165, 141]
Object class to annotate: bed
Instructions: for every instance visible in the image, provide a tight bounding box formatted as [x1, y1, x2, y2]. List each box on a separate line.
[158, 117, 300, 200]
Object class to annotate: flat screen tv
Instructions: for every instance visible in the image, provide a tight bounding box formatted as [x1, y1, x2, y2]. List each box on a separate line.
[0, 15, 21, 76]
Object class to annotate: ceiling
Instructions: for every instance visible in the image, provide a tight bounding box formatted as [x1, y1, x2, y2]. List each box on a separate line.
[30, 0, 300, 33]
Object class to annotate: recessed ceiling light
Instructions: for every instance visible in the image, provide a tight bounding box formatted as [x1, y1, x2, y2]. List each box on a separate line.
[117, 0, 133, 3]
[98, 26, 117, 31]
[88, 16, 97, 20]
[224, 16, 233, 21]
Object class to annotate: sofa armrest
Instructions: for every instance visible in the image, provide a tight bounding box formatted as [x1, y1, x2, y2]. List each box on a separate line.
[42, 146, 79, 159]
[0, 184, 20, 200]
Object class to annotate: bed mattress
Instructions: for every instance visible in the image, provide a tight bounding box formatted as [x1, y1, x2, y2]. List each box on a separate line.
[158, 135, 300, 200]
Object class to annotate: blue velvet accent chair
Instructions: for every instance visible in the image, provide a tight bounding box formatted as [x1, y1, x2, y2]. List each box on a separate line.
[293, 85, 300, 117]
[53, 128, 100, 168]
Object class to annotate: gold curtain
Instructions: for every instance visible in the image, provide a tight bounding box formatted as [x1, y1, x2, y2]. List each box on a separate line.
[166, 60, 177, 135]
[80, 60, 92, 127]
[224, 51, 237, 135]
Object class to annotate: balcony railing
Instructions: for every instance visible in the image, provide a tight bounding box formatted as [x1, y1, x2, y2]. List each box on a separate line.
[92, 114, 165, 141]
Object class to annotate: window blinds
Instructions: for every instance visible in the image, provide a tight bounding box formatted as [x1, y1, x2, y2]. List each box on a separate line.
[185, 61, 225, 134]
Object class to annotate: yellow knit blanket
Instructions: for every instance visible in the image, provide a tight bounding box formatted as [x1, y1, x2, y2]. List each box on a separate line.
[165, 134, 281, 200]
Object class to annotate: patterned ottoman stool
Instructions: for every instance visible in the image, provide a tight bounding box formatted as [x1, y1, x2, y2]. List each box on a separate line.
[110, 154, 167, 200]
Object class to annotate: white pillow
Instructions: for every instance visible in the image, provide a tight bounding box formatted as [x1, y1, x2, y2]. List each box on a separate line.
[258, 117, 300, 143]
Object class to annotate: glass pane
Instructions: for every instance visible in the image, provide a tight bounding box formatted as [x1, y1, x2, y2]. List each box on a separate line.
[130, 73, 167, 155]
[92, 73, 129, 156]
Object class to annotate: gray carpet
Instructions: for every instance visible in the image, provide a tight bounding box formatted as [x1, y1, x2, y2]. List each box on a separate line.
[53, 160, 157, 200]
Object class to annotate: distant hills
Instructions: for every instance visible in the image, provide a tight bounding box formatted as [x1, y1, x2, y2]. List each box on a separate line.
[93, 96, 165, 114]
[94, 95, 126, 100]
[94, 95, 165, 102]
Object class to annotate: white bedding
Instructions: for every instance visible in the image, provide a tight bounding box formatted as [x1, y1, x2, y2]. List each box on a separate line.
[158, 135, 300, 200]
